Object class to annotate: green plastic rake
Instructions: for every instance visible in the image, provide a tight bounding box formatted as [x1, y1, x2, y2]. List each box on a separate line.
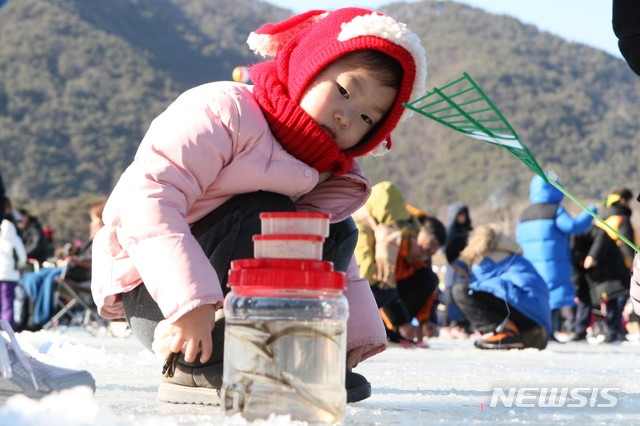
[403, 72, 639, 253]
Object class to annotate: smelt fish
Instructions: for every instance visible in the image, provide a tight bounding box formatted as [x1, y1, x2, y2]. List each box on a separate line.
[266, 325, 341, 347]
[280, 370, 340, 418]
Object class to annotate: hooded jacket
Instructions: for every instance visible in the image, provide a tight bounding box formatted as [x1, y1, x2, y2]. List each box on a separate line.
[570, 225, 630, 306]
[444, 202, 472, 265]
[353, 181, 419, 287]
[0, 219, 26, 281]
[460, 226, 551, 335]
[91, 81, 386, 358]
[515, 175, 595, 310]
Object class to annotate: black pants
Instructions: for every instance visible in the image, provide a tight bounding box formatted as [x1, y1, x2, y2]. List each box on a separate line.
[451, 281, 537, 334]
[371, 266, 439, 329]
[122, 191, 358, 364]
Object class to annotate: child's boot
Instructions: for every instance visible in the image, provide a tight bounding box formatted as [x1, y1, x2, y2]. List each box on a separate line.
[521, 324, 548, 349]
[346, 371, 371, 403]
[158, 352, 223, 405]
[156, 318, 225, 405]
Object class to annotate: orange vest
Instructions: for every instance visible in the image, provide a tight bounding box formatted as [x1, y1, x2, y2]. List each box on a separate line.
[395, 236, 428, 282]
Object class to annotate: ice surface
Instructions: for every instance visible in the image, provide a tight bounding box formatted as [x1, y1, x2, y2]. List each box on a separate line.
[1, 326, 639, 425]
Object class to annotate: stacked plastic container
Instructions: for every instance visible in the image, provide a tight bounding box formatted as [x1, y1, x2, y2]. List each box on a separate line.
[222, 212, 349, 423]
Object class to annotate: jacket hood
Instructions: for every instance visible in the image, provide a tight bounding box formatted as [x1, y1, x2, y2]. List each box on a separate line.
[529, 174, 563, 204]
[447, 202, 468, 224]
[365, 181, 411, 227]
[460, 225, 521, 265]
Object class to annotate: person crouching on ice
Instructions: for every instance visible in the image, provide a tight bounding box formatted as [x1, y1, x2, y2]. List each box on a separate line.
[452, 225, 551, 350]
[91, 8, 427, 404]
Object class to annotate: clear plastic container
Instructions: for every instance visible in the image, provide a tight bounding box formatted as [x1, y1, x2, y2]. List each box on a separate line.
[260, 212, 330, 237]
[222, 259, 348, 423]
[253, 234, 324, 260]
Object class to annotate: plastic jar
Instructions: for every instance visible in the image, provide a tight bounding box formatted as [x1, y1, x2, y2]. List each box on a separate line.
[252, 234, 324, 260]
[222, 258, 348, 423]
[260, 212, 330, 237]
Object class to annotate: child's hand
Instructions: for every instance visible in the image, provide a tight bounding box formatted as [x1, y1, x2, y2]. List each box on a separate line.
[168, 304, 217, 363]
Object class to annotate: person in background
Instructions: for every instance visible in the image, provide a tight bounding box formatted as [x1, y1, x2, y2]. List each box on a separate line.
[597, 187, 639, 340]
[354, 181, 446, 347]
[599, 187, 636, 268]
[55, 198, 106, 280]
[16, 208, 49, 265]
[19, 199, 106, 329]
[570, 222, 630, 343]
[0, 197, 27, 328]
[515, 173, 596, 341]
[440, 202, 473, 339]
[406, 204, 447, 339]
[90, 7, 427, 405]
[453, 225, 550, 350]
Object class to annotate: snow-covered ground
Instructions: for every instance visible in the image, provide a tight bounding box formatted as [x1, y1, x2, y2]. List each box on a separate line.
[1, 325, 640, 425]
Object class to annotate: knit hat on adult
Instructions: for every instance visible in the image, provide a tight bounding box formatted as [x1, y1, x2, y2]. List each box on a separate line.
[248, 8, 427, 175]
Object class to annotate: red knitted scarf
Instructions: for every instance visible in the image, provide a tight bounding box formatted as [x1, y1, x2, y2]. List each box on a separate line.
[250, 61, 352, 175]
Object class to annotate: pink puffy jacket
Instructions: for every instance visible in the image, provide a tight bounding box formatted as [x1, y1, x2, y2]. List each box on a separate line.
[91, 81, 386, 359]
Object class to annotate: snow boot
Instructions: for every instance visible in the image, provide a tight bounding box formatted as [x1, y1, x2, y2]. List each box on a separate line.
[474, 320, 524, 350]
[522, 325, 548, 349]
[346, 371, 371, 403]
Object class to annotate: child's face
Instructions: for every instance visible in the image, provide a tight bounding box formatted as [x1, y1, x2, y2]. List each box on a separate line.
[299, 60, 397, 151]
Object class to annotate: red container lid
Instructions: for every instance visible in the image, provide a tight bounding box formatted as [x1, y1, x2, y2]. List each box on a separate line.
[252, 234, 324, 242]
[231, 258, 333, 272]
[228, 258, 345, 293]
[260, 212, 330, 220]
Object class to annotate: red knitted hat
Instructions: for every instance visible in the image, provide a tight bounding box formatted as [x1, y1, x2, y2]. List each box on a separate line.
[248, 8, 427, 159]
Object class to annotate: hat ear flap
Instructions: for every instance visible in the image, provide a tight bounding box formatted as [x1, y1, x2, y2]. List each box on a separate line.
[248, 10, 328, 57]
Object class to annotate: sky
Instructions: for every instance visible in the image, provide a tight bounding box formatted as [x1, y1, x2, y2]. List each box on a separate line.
[1, 326, 640, 425]
[264, 0, 621, 58]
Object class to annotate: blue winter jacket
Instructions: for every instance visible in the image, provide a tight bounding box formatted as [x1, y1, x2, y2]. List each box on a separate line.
[515, 175, 595, 309]
[470, 254, 552, 335]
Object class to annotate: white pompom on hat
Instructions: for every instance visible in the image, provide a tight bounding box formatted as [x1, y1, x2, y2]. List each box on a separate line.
[248, 8, 427, 158]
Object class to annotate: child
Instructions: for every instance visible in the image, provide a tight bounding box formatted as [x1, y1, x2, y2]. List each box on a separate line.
[91, 8, 427, 405]
[570, 224, 630, 343]
[0, 197, 27, 327]
[452, 225, 551, 350]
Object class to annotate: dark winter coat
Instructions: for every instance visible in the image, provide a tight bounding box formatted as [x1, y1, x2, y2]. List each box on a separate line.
[443, 202, 473, 321]
[20, 216, 49, 264]
[444, 202, 472, 264]
[598, 204, 636, 269]
[570, 226, 630, 307]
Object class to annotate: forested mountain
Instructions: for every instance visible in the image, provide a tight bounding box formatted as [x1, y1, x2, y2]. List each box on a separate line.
[1, 0, 638, 243]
